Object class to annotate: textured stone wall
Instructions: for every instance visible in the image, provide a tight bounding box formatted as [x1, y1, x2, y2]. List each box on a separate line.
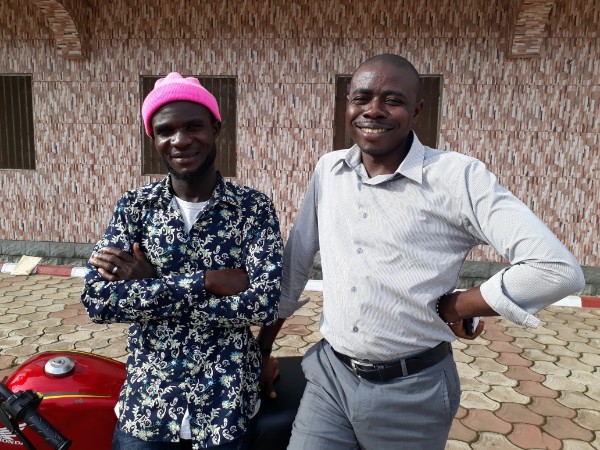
[0, 0, 598, 266]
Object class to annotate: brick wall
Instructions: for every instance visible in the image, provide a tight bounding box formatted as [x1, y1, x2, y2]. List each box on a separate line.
[0, 0, 598, 267]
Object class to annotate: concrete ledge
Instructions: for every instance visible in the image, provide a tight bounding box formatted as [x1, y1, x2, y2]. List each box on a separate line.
[0, 262, 84, 278]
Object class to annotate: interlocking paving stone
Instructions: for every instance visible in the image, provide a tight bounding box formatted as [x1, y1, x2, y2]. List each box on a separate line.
[584, 384, 600, 402]
[0, 274, 599, 449]
[8, 326, 42, 338]
[488, 340, 524, 354]
[459, 377, 491, 394]
[0, 314, 21, 325]
[453, 351, 474, 364]
[558, 391, 600, 410]
[543, 344, 581, 358]
[496, 403, 544, 426]
[471, 432, 523, 449]
[566, 342, 600, 355]
[18, 311, 55, 321]
[448, 419, 478, 443]
[462, 344, 499, 359]
[301, 332, 323, 344]
[455, 406, 468, 419]
[512, 336, 546, 353]
[480, 329, 514, 342]
[528, 397, 578, 418]
[280, 323, 312, 336]
[556, 356, 596, 371]
[530, 360, 571, 376]
[515, 380, 559, 398]
[459, 391, 500, 410]
[445, 440, 472, 450]
[3, 344, 40, 359]
[475, 371, 517, 387]
[573, 409, 600, 432]
[543, 416, 595, 441]
[504, 327, 536, 338]
[468, 356, 508, 373]
[543, 374, 587, 393]
[561, 440, 598, 450]
[496, 352, 533, 367]
[485, 385, 531, 404]
[58, 330, 94, 342]
[1, 335, 25, 349]
[506, 422, 556, 449]
[462, 409, 512, 433]
[455, 361, 481, 378]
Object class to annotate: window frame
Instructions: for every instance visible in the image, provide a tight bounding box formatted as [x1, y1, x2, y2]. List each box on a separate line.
[0, 74, 35, 170]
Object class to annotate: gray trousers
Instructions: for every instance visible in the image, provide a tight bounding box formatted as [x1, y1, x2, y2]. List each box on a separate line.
[287, 340, 460, 450]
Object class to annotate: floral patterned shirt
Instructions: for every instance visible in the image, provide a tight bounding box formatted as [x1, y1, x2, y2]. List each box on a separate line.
[81, 174, 282, 448]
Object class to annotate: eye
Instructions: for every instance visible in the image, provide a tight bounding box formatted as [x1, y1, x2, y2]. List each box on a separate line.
[350, 96, 370, 105]
[386, 97, 405, 106]
[187, 122, 204, 131]
[153, 126, 173, 138]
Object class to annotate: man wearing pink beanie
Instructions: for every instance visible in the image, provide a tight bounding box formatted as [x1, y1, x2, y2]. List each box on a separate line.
[82, 73, 283, 450]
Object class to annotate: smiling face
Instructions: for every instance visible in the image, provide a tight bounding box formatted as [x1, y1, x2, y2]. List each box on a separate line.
[346, 60, 422, 164]
[151, 101, 221, 183]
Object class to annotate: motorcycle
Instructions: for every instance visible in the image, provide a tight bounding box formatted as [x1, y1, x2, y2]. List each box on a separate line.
[0, 351, 305, 450]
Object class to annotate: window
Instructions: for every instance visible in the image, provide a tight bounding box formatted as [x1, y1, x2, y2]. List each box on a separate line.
[0, 74, 35, 170]
[140, 76, 237, 177]
[334, 75, 442, 150]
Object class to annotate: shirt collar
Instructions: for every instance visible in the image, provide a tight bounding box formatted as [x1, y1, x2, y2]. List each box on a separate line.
[332, 132, 426, 184]
[147, 172, 242, 210]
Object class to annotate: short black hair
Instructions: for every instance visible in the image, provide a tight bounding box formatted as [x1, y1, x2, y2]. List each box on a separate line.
[357, 54, 420, 78]
[355, 54, 421, 97]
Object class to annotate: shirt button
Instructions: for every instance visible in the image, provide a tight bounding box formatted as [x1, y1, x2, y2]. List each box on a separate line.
[362, 213, 368, 218]
[351, 286, 357, 293]
[352, 326, 359, 333]
[357, 248, 363, 254]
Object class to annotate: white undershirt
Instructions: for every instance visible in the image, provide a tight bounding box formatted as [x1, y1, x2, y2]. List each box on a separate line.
[172, 197, 209, 233]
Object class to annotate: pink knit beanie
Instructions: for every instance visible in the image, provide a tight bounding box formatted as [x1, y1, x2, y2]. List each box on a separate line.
[141, 72, 221, 137]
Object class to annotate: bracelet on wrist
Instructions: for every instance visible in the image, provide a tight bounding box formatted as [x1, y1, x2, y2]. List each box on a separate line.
[436, 296, 460, 326]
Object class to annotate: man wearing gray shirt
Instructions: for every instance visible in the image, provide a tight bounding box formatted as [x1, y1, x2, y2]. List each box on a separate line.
[257, 54, 585, 449]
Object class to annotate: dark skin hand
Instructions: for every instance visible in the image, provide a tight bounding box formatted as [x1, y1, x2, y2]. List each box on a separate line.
[89, 244, 249, 296]
[89, 243, 156, 281]
[257, 318, 286, 399]
[260, 356, 280, 399]
[437, 286, 496, 340]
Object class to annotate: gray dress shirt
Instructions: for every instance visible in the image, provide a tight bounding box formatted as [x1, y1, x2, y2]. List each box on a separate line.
[279, 133, 585, 361]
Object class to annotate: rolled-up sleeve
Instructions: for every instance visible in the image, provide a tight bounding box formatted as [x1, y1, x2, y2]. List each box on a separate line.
[461, 160, 585, 327]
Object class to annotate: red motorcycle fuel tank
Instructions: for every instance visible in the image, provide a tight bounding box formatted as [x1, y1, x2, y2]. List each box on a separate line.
[1, 351, 125, 450]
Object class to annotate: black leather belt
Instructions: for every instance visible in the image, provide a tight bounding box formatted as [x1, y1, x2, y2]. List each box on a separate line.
[332, 342, 451, 382]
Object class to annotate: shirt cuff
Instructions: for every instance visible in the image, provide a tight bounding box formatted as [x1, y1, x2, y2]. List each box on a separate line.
[278, 296, 309, 319]
[480, 268, 541, 328]
[163, 271, 206, 307]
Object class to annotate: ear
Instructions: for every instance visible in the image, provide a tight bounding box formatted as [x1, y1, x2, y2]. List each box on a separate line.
[411, 98, 424, 125]
[212, 120, 222, 137]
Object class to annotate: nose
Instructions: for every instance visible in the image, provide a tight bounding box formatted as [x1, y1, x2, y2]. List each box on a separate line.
[170, 129, 192, 147]
[363, 97, 387, 118]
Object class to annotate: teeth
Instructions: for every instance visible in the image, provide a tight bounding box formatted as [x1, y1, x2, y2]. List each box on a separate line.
[361, 128, 386, 134]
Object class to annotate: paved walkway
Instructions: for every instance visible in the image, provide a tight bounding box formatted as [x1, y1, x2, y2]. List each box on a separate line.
[1, 273, 599, 449]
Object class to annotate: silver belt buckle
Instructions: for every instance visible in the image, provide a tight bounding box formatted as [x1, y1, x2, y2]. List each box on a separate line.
[350, 359, 375, 377]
